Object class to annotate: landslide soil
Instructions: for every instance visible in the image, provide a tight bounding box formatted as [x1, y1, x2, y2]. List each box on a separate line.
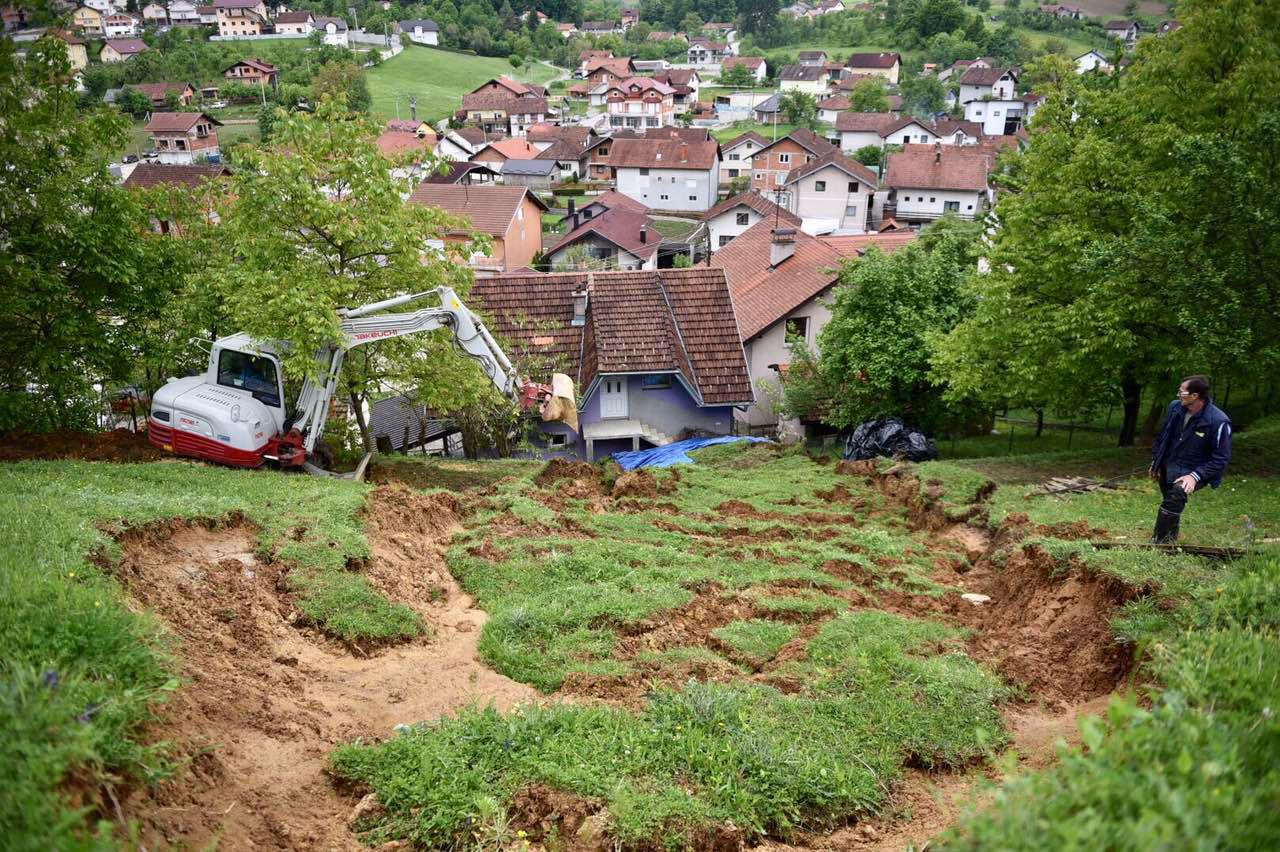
[110, 484, 537, 851]
[0, 428, 163, 462]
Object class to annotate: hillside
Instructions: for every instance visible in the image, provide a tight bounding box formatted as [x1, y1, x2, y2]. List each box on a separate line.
[366, 45, 562, 123]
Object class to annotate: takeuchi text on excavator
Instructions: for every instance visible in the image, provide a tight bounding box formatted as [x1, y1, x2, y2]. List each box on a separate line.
[148, 287, 577, 473]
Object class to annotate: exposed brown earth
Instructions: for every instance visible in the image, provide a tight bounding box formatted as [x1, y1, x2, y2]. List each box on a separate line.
[0, 428, 163, 462]
[106, 485, 537, 850]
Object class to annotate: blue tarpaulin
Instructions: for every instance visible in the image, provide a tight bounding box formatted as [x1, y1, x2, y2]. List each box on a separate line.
[611, 436, 772, 470]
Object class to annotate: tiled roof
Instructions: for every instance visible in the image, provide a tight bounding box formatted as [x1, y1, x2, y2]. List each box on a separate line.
[580, 49, 612, 61]
[274, 11, 312, 22]
[475, 138, 542, 160]
[214, 0, 259, 7]
[817, 94, 851, 110]
[798, 50, 827, 60]
[548, 206, 659, 261]
[819, 231, 919, 257]
[122, 163, 229, 189]
[959, 65, 1014, 86]
[314, 16, 347, 31]
[452, 126, 496, 147]
[832, 73, 879, 92]
[422, 161, 497, 184]
[721, 130, 768, 152]
[500, 158, 557, 176]
[834, 111, 903, 133]
[711, 220, 844, 340]
[385, 119, 433, 135]
[700, 191, 801, 226]
[885, 145, 992, 191]
[104, 38, 148, 54]
[527, 123, 593, 146]
[462, 91, 547, 112]
[399, 18, 438, 31]
[585, 57, 635, 77]
[846, 51, 900, 68]
[933, 118, 982, 138]
[606, 77, 675, 96]
[784, 150, 878, 188]
[470, 270, 753, 406]
[582, 189, 649, 214]
[226, 58, 276, 73]
[603, 137, 719, 170]
[129, 81, 192, 100]
[540, 138, 594, 162]
[144, 111, 221, 132]
[406, 184, 546, 236]
[375, 129, 432, 158]
[779, 64, 824, 82]
[756, 127, 836, 158]
[721, 56, 764, 70]
[652, 69, 700, 87]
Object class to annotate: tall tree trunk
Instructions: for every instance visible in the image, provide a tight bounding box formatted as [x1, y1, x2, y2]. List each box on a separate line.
[1034, 408, 1045, 438]
[349, 391, 373, 453]
[1118, 373, 1143, 447]
[1141, 397, 1166, 442]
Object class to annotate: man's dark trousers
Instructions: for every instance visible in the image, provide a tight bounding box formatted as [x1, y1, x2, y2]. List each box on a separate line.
[1154, 465, 1190, 543]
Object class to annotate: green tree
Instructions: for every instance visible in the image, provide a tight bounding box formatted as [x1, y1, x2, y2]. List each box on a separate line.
[719, 61, 756, 87]
[932, 0, 1280, 445]
[206, 97, 482, 452]
[849, 77, 890, 112]
[786, 217, 984, 430]
[311, 61, 371, 113]
[0, 36, 168, 431]
[1123, 0, 1138, 15]
[117, 86, 153, 118]
[779, 88, 818, 128]
[853, 144, 883, 167]
[900, 74, 945, 117]
[740, 0, 779, 40]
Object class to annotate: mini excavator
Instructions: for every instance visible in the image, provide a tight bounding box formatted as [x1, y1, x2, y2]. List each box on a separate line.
[148, 287, 576, 474]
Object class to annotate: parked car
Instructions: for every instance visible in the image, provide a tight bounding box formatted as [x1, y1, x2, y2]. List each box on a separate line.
[205, 100, 227, 109]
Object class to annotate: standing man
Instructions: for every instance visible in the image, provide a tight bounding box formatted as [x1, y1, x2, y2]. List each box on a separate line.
[1149, 375, 1232, 544]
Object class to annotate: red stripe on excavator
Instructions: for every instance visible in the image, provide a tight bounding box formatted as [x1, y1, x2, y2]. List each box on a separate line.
[148, 418, 268, 468]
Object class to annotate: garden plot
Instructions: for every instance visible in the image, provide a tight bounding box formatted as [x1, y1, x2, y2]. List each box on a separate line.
[332, 445, 1139, 848]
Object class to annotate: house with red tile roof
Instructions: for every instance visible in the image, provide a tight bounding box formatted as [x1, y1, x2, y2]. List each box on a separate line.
[835, 112, 940, 152]
[462, 77, 548, 137]
[122, 163, 230, 234]
[470, 137, 542, 167]
[720, 55, 766, 83]
[145, 112, 222, 164]
[783, 150, 879, 233]
[406, 183, 547, 273]
[605, 77, 677, 131]
[702, 191, 800, 251]
[749, 128, 836, 194]
[214, 0, 267, 37]
[711, 220, 916, 431]
[100, 38, 149, 63]
[845, 51, 901, 84]
[718, 130, 768, 186]
[603, 137, 722, 212]
[882, 143, 994, 226]
[546, 206, 660, 271]
[470, 269, 753, 459]
[223, 58, 277, 89]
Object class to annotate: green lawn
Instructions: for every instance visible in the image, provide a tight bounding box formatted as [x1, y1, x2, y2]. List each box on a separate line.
[711, 121, 797, 144]
[117, 120, 259, 160]
[366, 47, 562, 123]
[650, 217, 700, 240]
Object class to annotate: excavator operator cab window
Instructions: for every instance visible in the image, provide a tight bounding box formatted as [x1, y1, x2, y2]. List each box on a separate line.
[216, 349, 282, 408]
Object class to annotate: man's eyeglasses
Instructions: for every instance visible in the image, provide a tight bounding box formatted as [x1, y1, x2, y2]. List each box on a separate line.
[1178, 390, 1197, 398]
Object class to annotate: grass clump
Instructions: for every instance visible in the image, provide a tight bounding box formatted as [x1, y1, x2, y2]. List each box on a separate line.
[0, 459, 419, 845]
[711, 619, 799, 663]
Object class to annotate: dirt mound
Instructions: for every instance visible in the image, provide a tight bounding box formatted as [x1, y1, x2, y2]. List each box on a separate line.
[536, 458, 603, 490]
[954, 545, 1135, 706]
[112, 495, 537, 850]
[0, 428, 163, 462]
[836, 459, 878, 477]
[612, 469, 658, 498]
[511, 784, 606, 848]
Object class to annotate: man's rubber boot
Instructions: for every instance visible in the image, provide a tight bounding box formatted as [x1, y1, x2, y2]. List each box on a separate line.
[1152, 509, 1180, 544]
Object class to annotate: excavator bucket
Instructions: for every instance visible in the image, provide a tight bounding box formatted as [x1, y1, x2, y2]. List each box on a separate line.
[539, 373, 579, 433]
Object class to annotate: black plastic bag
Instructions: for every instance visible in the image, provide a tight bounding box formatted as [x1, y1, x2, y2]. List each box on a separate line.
[843, 418, 939, 462]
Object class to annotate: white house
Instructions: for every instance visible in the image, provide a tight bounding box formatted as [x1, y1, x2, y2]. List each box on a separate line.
[167, 0, 200, 25]
[398, 18, 438, 46]
[687, 38, 731, 66]
[1075, 49, 1112, 74]
[1105, 19, 1141, 46]
[605, 77, 677, 131]
[545, 207, 660, 271]
[778, 64, 827, 95]
[702, 191, 801, 250]
[719, 130, 767, 185]
[956, 66, 1018, 106]
[964, 97, 1026, 136]
[83, 0, 119, 14]
[883, 144, 992, 226]
[720, 55, 766, 84]
[783, 151, 879, 234]
[436, 127, 488, 161]
[142, 3, 167, 24]
[272, 9, 312, 34]
[608, 137, 721, 213]
[835, 112, 906, 152]
[104, 12, 140, 37]
[314, 16, 348, 47]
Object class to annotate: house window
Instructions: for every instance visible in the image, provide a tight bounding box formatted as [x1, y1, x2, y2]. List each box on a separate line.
[930, 197, 936, 203]
[966, 204, 974, 210]
[689, 195, 697, 201]
[736, 212, 749, 226]
[778, 153, 791, 164]
[729, 153, 740, 160]
[727, 169, 739, 177]
[719, 235, 732, 246]
[640, 167, 649, 175]
[641, 374, 671, 389]
[945, 200, 959, 212]
[784, 316, 810, 346]
[848, 182, 857, 192]
[660, 194, 669, 200]
[542, 431, 567, 447]
[814, 180, 826, 192]
[754, 172, 764, 180]
[845, 205, 857, 217]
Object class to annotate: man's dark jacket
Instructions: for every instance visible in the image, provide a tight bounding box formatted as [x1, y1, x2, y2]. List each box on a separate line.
[1151, 399, 1233, 488]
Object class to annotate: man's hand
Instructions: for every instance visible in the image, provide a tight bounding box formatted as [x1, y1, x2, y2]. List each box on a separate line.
[1174, 474, 1198, 494]
[1149, 464, 1158, 480]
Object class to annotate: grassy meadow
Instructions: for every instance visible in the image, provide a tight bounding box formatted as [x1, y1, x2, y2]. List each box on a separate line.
[366, 46, 561, 123]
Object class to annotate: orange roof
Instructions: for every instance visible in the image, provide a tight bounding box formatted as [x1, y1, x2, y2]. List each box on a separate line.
[475, 138, 541, 160]
[376, 130, 432, 158]
[819, 232, 919, 257]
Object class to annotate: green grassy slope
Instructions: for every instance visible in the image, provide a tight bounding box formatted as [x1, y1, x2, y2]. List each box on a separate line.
[0, 460, 415, 845]
[366, 47, 561, 123]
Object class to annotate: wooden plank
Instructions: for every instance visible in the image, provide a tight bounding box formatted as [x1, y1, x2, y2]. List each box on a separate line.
[1088, 541, 1245, 559]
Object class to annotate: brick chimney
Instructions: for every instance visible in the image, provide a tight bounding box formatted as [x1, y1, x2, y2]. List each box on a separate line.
[680, 142, 688, 163]
[640, 226, 647, 244]
[934, 141, 942, 164]
[567, 197, 577, 231]
[572, 287, 589, 326]
[770, 228, 796, 267]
